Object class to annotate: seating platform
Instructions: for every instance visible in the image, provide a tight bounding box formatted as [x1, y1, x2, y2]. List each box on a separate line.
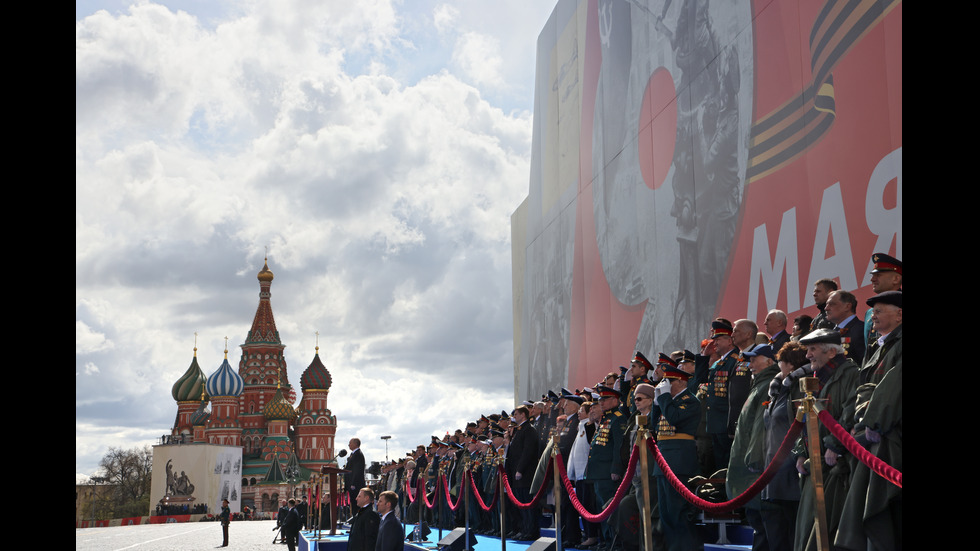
[299, 521, 754, 551]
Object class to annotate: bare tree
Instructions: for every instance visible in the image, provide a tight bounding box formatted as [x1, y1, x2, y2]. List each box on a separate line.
[94, 445, 154, 518]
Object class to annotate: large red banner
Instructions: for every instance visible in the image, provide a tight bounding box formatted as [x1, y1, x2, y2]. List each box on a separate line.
[514, 0, 901, 395]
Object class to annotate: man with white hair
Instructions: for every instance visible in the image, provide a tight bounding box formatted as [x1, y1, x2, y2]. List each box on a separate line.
[763, 309, 790, 353]
[793, 329, 860, 551]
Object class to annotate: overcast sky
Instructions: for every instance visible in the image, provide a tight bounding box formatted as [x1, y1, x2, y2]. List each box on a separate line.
[76, 0, 557, 480]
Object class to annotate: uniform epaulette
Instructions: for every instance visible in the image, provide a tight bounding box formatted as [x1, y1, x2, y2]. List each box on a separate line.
[613, 410, 623, 417]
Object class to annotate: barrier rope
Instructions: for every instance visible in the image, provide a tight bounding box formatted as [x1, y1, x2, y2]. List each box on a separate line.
[556, 444, 639, 523]
[647, 419, 804, 513]
[422, 476, 438, 509]
[440, 473, 467, 511]
[468, 469, 499, 512]
[816, 409, 902, 488]
[404, 479, 416, 504]
[498, 462, 553, 509]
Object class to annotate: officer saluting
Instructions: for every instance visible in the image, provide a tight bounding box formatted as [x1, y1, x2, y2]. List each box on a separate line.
[585, 385, 627, 549]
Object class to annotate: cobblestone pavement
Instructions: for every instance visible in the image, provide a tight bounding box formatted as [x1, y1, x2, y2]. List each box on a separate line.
[75, 520, 311, 551]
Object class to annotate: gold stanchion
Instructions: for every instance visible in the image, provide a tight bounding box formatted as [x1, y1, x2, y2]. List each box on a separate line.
[636, 414, 653, 551]
[464, 454, 472, 549]
[552, 433, 562, 551]
[798, 377, 830, 551]
[498, 456, 506, 551]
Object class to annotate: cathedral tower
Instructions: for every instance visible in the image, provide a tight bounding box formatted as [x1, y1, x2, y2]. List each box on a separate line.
[238, 258, 292, 456]
[295, 343, 338, 471]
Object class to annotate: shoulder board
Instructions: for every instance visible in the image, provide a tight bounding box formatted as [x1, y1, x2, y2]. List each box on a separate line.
[613, 411, 623, 417]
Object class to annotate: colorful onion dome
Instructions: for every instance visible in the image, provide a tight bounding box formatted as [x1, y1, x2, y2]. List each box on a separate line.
[172, 350, 207, 402]
[300, 349, 332, 391]
[263, 385, 296, 421]
[190, 400, 211, 425]
[206, 351, 245, 398]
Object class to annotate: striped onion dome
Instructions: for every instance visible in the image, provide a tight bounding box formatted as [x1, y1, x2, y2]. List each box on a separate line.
[300, 350, 332, 391]
[190, 400, 211, 425]
[263, 386, 296, 421]
[206, 354, 245, 398]
[172, 351, 207, 402]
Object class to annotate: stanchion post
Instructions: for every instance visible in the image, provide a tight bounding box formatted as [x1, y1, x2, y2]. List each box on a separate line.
[552, 432, 563, 551]
[438, 463, 445, 540]
[498, 459, 506, 551]
[798, 376, 831, 551]
[464, 454, 471, 550]
[418, 474, 424, 539]
[637, 414, 653, 551]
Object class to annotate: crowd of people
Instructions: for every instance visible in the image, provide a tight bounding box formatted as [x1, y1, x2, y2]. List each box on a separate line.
[361, 252, 902, 551]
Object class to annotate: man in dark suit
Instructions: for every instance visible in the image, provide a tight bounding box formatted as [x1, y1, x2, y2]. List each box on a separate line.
[763, 309, 791, 354]
[506, 405, 540, 540]
[347, 438, 366, 510]
[276, 499, 289, 543]
[376, 491, 404, 551]
[297, 496, 309, 531]
[281, 499, 302, 551]
[825, 289, 866, 363]
[348, 488, 380, 551]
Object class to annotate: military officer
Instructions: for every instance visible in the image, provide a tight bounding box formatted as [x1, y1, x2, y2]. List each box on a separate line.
[585, 385, 628, 551]
[862, 252, 902, 358]
[624, 351, 655, 413]
[650, 362, 701, 551]
[704, 318, 739, 469]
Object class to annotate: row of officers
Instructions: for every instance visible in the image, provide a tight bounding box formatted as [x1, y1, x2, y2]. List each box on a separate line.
[369, 256, 901, 551]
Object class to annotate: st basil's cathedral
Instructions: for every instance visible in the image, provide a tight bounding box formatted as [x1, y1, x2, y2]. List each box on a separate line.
[167, 259, 338, 514]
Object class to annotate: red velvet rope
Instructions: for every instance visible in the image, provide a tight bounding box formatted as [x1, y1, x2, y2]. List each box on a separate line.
[468, 468, 499, 512]
[498, 462, 553, 509]
[556, 444, 639, 522]
[404, 479, 416, 504]
[422, 476, 439, 509]
[645, 420, 805, 513]
[441, 473, 466, 511]
[816, 409, 903, 488]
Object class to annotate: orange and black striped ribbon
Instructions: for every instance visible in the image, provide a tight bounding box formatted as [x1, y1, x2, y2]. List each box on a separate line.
[747, 0, 901, 183]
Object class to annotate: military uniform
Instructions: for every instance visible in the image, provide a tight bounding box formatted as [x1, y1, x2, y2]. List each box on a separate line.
[705, 347, 738, 468]
[651, 381, 700, 551]
[725, 350, 752, 438]
[586, 389, 628, 547]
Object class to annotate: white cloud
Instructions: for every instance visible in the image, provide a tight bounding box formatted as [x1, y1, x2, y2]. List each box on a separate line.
[76, 0, 543, 477]
[76, 321, 114, 354]
[433, 4, 460, 34]
[451, 32, 505, 89]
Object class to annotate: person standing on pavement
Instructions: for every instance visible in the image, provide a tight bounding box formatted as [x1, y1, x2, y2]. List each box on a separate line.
[219, 498, 231, 547]
[282, 499, 302, 551]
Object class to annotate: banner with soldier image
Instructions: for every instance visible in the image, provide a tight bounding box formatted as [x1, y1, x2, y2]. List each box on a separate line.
[512, 0, 901, 395]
